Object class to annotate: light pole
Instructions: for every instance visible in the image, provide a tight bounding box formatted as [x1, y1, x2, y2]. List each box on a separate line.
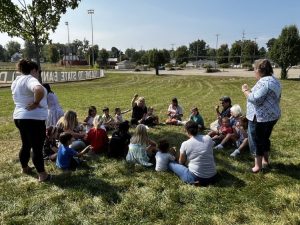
[65, 21, 70, 66]
[215, 34, 219, 69]
[88, 9, 94, 67]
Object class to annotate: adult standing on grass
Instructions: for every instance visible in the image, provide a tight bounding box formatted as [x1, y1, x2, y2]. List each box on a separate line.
[168, 121, 217, 186]
[131, 93, 147, 126]
[242, 59, 281, 173]
[11, 59, 51, 182]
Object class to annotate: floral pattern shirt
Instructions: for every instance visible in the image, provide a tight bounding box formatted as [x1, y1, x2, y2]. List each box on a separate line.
[246, 75, 281, 122]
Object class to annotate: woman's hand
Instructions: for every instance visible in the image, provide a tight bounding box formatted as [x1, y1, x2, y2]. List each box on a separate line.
[242, 84, 249, 92]
[26, 102, 40, 111]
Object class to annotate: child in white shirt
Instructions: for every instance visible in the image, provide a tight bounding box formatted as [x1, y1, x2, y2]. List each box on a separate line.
[155, 139, 176, 171]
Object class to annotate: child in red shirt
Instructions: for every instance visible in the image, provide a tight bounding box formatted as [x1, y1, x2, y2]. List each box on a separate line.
[208, 117, 233, 145]
[85, 115, 109, 154]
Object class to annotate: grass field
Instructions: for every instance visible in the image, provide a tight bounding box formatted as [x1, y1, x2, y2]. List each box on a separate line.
[0, 73, 299, 225]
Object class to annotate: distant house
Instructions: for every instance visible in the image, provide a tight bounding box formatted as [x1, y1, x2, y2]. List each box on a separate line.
[187, 59, 216, 68]
[107, 58, 118, 69]
[115, 60, 135, 70]
[62, 55, 87, 65]
[11, 52, 22, 62]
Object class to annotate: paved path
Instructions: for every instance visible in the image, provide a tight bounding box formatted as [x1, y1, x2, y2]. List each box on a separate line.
[109, 68, 300, 79]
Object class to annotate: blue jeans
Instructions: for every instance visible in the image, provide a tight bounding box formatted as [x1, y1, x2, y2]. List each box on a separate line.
[168, 162, 217, 186]
[248, 119, 277, 156]
[168, 162, 198, 184]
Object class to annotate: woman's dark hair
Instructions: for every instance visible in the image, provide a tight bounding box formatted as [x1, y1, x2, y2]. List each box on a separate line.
[16, 59, 39, 75]
[43, 83, 53, 93]
[254, 59, 273, 77]
[59, 132, 73, 145]
[158, 139, 170, 153]
[185, 121, 198, 136]
[88, 106, 97, 116]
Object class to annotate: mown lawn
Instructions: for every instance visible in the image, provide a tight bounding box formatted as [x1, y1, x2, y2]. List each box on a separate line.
[0, 73, 299, 225]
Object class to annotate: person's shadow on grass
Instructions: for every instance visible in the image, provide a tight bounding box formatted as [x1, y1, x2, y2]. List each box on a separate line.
[270, 162, 300, 180]
[51, 171, 122, 204]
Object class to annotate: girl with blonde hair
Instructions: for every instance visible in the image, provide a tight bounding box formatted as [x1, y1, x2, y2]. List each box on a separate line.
[56, 110, 86, 150]
[126, 124, 157, 166]
[84, 115, 109, 154]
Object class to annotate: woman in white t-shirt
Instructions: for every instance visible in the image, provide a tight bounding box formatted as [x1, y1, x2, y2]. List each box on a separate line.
[168, 121, 217, 186]
[11, 59, 51, 182]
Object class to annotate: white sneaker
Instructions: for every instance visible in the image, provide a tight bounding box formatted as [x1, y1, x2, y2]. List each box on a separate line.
[214, 144, 223, 150]
[230, 149, 240, 157]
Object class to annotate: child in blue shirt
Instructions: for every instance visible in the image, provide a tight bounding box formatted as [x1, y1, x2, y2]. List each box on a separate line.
[56, 132, 91, 170]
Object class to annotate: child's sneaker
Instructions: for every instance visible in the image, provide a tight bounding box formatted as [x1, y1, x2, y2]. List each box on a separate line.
[230, 149, 240, 157]
[214, 144, 223, 150]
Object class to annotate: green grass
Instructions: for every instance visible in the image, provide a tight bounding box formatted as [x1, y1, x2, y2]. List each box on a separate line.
[0, 73, 300, 225]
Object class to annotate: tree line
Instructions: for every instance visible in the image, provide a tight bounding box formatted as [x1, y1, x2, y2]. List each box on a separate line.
[0, 0, 299, 79]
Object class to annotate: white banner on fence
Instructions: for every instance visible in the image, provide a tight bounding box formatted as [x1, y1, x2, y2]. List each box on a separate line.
[0, 70, 105, 83]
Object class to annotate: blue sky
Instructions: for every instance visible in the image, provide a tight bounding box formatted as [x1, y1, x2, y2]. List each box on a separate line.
[1, 0, 300, 51]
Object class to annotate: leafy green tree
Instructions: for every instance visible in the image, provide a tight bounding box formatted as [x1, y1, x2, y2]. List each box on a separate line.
[161, 49, 171, 64]
[137, 50, 148, 65]
[241, 40, 258, 63]
[48, 44, 60, 63]
[266, 38, 276, 51]
[125, 48, 136, 62]
[189, 39, 207, 59]
[148, 49, 166, 75]
[216, 44, 229, 64]
[229, 41, 242, 65]
[6, 40, 21, 57]
[22, 41, 35, 59]
[258, 47, 267, 58]
[0, 45, 8, 61]
[110, 47, 121, 59]
[269, 25, 300, 79]
[98, 48, 109, 67]
[175, 45, 189, 64]
[206, 48, 216, 60]
[0, 0, 81, 80]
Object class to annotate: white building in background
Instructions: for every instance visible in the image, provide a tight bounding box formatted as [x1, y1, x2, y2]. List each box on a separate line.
[11, 52, 22, 62]
[115, 60, 135, 70]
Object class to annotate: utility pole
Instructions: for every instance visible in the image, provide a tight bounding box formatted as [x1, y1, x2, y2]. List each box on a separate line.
[240, 30, 245, 66]
[253, 37, 257, 62]
[88, 9, 94, 67]
[215, 34, 220, 69]
[65, 21, 70, 67]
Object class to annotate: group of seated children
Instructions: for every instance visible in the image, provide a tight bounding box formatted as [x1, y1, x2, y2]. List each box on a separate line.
[43, 106, 132, 171]
[43, 95, 249, 173]
[208, 103, 249, 157]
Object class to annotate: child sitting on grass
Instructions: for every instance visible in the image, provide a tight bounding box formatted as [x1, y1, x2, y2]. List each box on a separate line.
[85, 115, 109, 155]
[83, 106, 97, 133]
[102, 107, 116, 131]
[144, 106, 159, 127]
[114, 107, 131, 126]
[208, 117, 233, 146]
[56, 132, 92, 171]
[155, 139, 176, 172]
[43, 126, 59, 161]
[230, 116, 249, 157]
[126, 124, 157, 167]
[178, 107, 204, 129]
[108, 121, 131, 159]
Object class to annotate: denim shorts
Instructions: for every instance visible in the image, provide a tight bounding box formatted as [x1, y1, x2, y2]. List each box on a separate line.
[248, 118, 277, 156]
